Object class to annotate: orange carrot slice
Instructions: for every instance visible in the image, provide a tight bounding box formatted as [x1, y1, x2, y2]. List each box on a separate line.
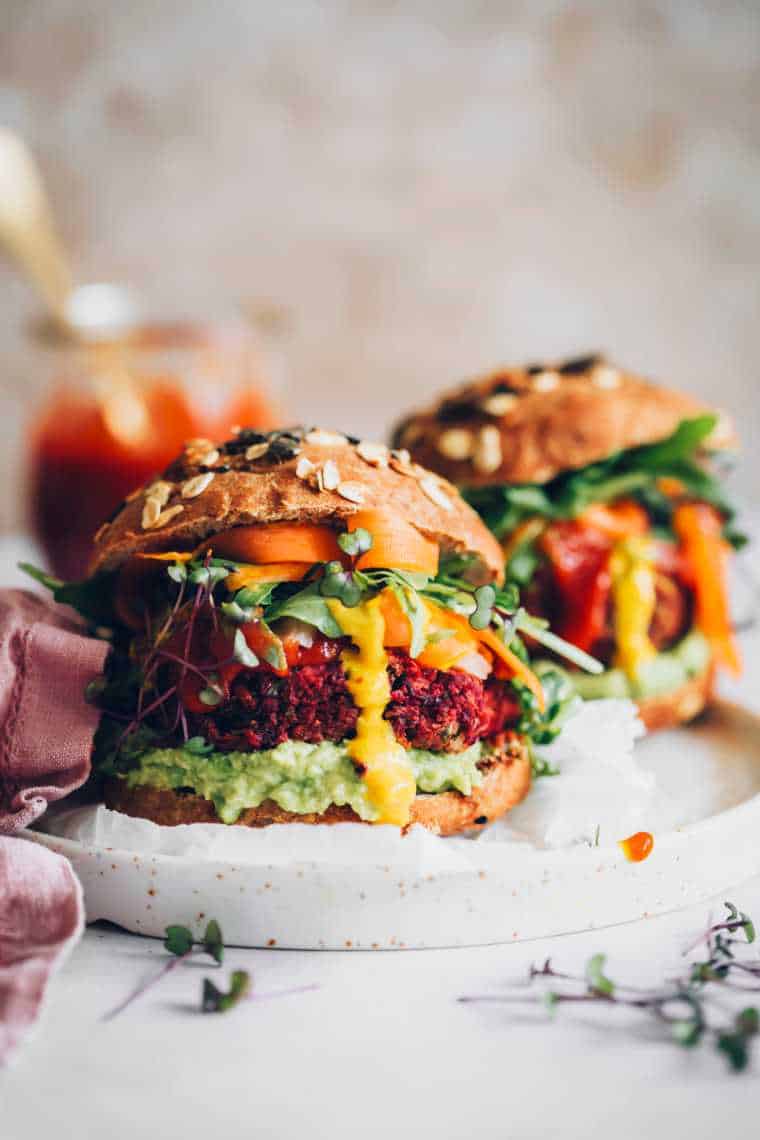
[210, 524, 343, 566]
[673, 503, 741, 675]
[349, 510, 439, 576]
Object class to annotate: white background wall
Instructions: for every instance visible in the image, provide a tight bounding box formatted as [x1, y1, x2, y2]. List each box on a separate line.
[1, 0, 758, 528]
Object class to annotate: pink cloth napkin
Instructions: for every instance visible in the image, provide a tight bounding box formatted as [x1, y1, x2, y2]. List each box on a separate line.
[0, 590, 107, 1065]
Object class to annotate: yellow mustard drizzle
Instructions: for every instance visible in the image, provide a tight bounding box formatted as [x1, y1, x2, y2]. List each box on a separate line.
[610, 536, 657, 680]
[327, 595, 416, 827]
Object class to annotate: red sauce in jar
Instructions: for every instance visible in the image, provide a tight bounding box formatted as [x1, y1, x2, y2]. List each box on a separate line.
[29, 332, 280, 580]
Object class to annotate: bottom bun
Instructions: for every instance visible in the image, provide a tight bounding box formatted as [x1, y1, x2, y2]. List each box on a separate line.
[103, 735, 531, 838]
[636, 666, 714, 733]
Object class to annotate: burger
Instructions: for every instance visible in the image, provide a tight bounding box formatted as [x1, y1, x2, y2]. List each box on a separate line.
[392, 356, 744, 731]
[26, 427, 591, 836]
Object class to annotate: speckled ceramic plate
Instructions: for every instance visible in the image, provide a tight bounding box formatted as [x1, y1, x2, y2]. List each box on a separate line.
[26, 702, 760, 950]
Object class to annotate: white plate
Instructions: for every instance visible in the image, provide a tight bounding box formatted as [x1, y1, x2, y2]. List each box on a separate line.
[25, 701, 760, 950]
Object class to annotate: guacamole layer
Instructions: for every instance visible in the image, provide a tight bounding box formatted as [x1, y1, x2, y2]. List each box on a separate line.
[539, 629, 711, 702]
[121, 739, 485, 824]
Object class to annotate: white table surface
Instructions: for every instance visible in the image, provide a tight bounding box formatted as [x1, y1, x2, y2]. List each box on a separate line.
[3, 536, 760, 1139]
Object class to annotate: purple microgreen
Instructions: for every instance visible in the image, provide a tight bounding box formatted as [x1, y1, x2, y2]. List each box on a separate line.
[202, 970, 251, 1014]
[319, 562, 363, 607]
[684, 901, 756, 956]
[337, 527, 373, 557]
[459, 901, 760, 1074]
[167, 563, 187, 584]
[103, 920, 225, 1022]
[189, 564, 230, 589]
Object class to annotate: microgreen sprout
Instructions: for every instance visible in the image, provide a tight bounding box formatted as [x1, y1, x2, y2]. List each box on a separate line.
[459, 902, 760, 1073]
[468, 585, 496, 631]
[337, 527, 373, 557]
[585, 953, 615, 997]
[102, 920, 225, 1021]
[202, 970, 251, 1014]
[103, 918, 320, 1020]
[189, 564, 231, 589]
[319, 562, 363, 607]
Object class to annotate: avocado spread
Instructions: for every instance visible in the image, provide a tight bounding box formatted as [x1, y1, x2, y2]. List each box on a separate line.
[123, 739, 485, 824]
[538, 629, 711, 701]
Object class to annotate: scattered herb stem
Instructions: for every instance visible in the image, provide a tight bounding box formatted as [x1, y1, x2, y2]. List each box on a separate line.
[102, 951, 193, 1023]
[102, 920, 224, 1021]
[102, 920, 320, 1020]
[459, 902, 760, 1072]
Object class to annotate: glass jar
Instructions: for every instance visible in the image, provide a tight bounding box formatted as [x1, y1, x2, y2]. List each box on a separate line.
[28, 314, 286, 580]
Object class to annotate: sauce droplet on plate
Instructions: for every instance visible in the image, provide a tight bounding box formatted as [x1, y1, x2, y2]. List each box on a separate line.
[619, 831, 654, 862]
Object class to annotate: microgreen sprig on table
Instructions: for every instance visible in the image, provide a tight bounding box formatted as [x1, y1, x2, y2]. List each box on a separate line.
[103, 920, 320, 1019]
[102, 920, 226, 1021]
[459, 902, 760, 1073]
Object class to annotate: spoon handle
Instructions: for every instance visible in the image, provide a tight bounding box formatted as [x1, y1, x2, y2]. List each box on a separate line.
[0, 128, 72, 325]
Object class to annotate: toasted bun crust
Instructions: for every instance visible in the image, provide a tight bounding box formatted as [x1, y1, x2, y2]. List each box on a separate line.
[102, 736, 531, 838]
[392, 355, 733, 487]
[90, 427, 503, 583]
[636, 665, 714, 733]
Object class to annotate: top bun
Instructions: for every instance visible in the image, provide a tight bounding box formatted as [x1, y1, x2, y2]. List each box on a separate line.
[392, 355, 733, 488]
[91, 426, 504, 582]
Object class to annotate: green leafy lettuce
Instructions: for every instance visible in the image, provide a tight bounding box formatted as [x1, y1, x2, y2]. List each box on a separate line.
[463, 415, 745, 560]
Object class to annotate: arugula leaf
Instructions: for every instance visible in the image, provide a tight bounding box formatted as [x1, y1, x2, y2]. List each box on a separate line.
[233, 628, 259, 667]
[387, 581, 427, 658]
[266, 582, 343, 639]
[630, 414, 718, 467]
[463, 415, 742, 548]
[221, 582, 278, 623]
[514, 666, 579, 750]
[19, 563, 118, 627]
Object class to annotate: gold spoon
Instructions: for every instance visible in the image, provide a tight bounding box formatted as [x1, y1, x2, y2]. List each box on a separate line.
[0, 128, 139, 340]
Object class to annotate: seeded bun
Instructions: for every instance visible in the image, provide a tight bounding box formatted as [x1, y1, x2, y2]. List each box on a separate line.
[102, 735, 531, 837]
[392, 355, 733, 487]
[90, 427, 504, 583]
[635, 664, 714, 733]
